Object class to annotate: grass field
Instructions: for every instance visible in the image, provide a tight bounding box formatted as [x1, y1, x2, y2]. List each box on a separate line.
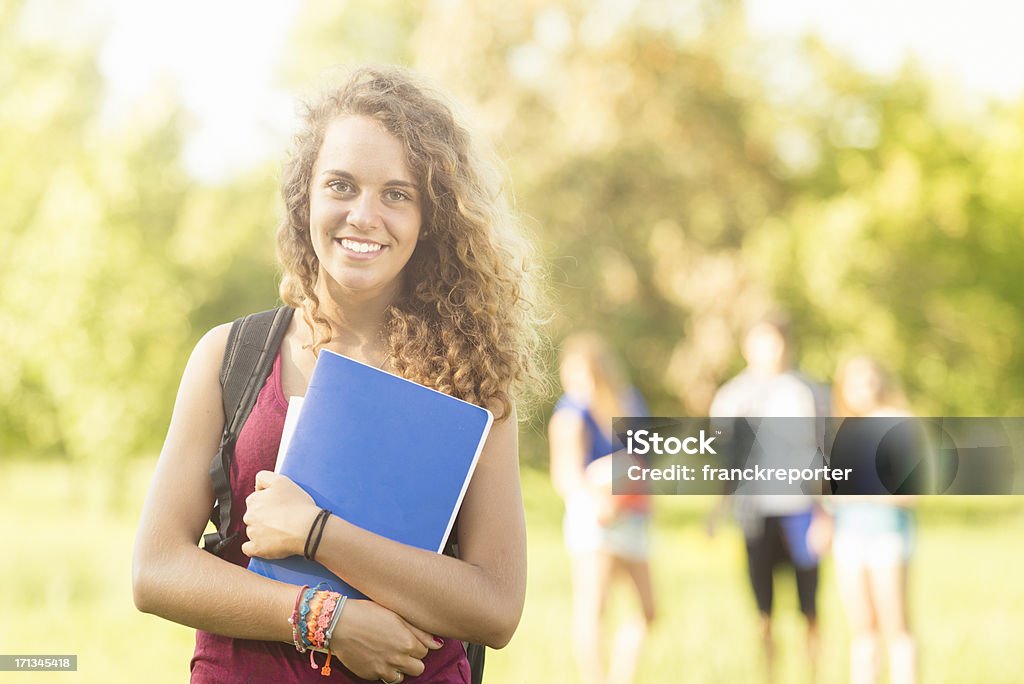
[2, 461, 1023, 683]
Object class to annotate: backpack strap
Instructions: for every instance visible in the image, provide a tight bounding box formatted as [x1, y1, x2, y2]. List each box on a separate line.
[203, 306, 295, 555]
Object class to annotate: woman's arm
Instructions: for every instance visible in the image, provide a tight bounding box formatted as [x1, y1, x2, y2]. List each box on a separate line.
[132, 324, 299, 638]
[242, 406, 528, 649]
[132, 325, 438, 679]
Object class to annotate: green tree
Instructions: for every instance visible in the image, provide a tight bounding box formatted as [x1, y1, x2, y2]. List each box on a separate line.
[1, 0, 280, 462]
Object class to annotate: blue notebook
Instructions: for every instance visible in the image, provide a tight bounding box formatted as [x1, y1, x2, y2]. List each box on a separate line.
[247, 350, 493, 598]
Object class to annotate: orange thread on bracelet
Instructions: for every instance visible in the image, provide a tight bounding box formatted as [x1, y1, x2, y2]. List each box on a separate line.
[314, 591, 339, 675]
[306, 592, 326, 668]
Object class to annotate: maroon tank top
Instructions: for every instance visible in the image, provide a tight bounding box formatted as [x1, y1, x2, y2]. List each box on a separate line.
[190, 351, 471, 683]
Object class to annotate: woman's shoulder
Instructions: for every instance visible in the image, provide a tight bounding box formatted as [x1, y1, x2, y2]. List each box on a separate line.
[169, 324, 236, 402]
[192, 322, 234, 365]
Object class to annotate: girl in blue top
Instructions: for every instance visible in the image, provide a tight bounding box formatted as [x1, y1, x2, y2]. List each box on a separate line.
[548, 332, 655, 684]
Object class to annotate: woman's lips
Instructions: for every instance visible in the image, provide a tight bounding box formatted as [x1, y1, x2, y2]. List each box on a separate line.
[335, 237, 387, 259]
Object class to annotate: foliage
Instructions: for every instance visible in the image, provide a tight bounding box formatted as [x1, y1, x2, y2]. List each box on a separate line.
[745, 43, 1024, 416]
[0, 0, 279, 462]
[2, 0, 1022, 465]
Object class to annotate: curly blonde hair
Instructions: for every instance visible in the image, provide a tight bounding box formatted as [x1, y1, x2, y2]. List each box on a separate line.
[276, 66, 546, 420]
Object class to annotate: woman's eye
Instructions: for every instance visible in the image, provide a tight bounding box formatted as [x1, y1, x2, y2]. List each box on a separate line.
[384, 189, 410, 202]
[328, 180, 354, 193]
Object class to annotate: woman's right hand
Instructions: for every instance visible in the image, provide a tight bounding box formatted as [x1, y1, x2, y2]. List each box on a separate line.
[330, 599, 442, 681]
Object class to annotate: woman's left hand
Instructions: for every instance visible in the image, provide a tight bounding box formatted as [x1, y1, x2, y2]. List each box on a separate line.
[241, 470, 319, 559]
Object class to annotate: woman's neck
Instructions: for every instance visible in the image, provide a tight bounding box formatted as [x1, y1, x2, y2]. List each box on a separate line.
[308, 278, 400, 364]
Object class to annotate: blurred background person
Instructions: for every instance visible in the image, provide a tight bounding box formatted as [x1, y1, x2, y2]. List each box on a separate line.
[548, 332, 655, 684]
[707, 313, 823, 684]
[829, 356, 917, 684]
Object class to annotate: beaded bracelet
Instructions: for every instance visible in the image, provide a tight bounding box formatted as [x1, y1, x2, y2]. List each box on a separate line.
[309, 589, 342, 675]
[288, 585, 310, 653]
[288, 584, 345, 676]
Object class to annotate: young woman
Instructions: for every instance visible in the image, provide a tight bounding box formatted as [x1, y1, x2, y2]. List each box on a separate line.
[707, 316, 823, 684]
[548, 333, 656, 684]
[830, 356, 917, 684]
[133, 66, 544, 683]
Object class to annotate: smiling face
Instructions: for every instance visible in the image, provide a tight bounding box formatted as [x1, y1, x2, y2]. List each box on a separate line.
[308, 115, 423, 302]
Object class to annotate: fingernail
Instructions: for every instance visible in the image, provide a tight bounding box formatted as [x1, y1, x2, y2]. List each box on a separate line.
[434, 638, 445, 647]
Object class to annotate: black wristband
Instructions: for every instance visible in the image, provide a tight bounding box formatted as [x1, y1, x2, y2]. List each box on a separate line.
[309, 508, 331, 562]
[304, 508, 331, 561]
[304, 508, 330, 561]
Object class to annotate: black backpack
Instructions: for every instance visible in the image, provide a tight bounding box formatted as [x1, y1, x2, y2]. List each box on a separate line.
[202, 306, 486, 683]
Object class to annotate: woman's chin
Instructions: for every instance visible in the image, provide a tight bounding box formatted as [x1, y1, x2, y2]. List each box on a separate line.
[321, 270, 403, 300]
